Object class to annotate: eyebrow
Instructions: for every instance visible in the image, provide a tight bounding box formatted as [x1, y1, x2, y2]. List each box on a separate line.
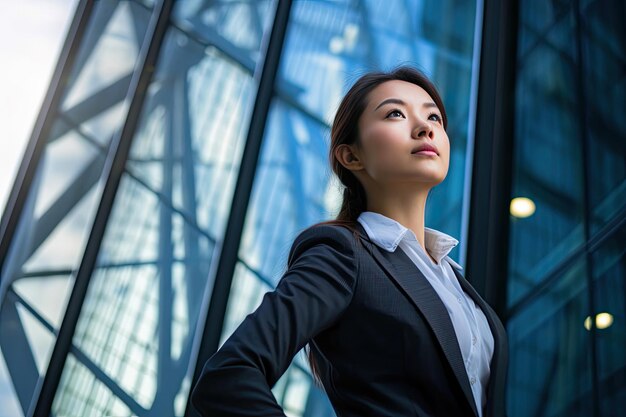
[374, 98, 438, 111]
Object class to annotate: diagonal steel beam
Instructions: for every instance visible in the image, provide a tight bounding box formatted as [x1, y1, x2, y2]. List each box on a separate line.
[176, 75, 205, 336]
[151, 84, 175, 416]
[25, 153, 106, 268]
[7, 288, 149, 417]
[0, 300, 39, 415]
[49, 74, 134, 143]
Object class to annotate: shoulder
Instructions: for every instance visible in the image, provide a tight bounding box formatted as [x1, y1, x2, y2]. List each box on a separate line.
[287, 223, 358, 267]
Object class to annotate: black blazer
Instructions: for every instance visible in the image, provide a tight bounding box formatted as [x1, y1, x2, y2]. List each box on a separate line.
[191, 223, 508, 417]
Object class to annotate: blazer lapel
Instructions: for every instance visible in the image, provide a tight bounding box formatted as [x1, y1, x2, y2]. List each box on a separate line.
[356, 225, 479, 417]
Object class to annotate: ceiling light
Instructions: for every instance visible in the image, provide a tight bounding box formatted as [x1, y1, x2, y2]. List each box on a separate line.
[584, 312, 614, 331]
[510, 197, 536, 218]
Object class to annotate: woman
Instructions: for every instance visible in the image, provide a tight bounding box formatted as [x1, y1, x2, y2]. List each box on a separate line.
[191, 66, 508, 417]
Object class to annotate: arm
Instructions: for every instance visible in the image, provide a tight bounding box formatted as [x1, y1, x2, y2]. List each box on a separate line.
[190, 224, 358, 416]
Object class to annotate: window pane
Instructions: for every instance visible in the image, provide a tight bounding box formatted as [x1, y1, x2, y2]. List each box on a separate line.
[172, 0, 277, 68]
[50, 2, 278, 412]
[581, 2, 626, 233]
[508, 3, 585, 307]
[507, 260, 592, 417]
[53, 173, 213, 416]
[592, 224, 626, 416]
[125, 26, 257, 239]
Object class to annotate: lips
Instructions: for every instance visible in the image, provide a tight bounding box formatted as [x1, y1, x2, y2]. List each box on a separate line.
[411, 144, 439, 155]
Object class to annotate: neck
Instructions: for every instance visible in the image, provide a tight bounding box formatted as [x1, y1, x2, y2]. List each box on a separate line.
[364, 183, 430, 252]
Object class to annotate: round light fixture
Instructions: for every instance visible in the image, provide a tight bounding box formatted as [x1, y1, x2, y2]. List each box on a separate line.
[584, 312, 614, 331]
[510, 197, 536, 218]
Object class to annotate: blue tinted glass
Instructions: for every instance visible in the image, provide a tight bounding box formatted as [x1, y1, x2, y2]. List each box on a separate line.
[507, 260, 592, 417]
[582, 2, 626, 233]
[51, 3, 277, 412]
[507, 4, 585, 307]
[53, 172, 214, 416]
[592, 224, 626, 416]
[222, 99, 331, 340]
[172, 0, 277, 68]
[125, 26, 257, 239]
[507, 0, 626, 415]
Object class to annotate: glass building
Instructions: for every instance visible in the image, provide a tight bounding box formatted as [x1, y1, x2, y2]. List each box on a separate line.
[0, 0, 623, 416]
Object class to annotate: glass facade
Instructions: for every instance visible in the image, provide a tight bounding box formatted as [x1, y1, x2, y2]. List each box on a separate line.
[52, 1, 278, 417]
[506, 0, 626, 416]
[0, 1, 154, 415]
[0, 0, 624, 416]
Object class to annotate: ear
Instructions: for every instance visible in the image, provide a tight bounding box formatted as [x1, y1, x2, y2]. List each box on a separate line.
[335, 144, 364, 172]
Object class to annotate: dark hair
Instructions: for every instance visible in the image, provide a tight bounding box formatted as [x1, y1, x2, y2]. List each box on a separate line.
[306, 65, 448, 384]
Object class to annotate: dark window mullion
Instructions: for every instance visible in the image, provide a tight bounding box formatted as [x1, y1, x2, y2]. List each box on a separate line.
[468, 0, 519, 315]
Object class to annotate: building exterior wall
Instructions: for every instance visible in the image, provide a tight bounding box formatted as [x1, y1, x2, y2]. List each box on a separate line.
[506, 1, 626, 416]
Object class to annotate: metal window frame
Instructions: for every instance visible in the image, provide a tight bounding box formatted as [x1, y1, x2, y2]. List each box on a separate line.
[466, 0, 519, 317]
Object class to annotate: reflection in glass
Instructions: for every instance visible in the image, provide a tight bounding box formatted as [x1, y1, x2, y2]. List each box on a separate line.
[172, 0, 277, 69]
[53, 173, 213, 416]
[53, 354, 134, 416]
[507, 1, 626, 414]
[221, 262, 273, 344]
[126, 26, 257, 239]
[62, 1, 149, 112]
[237, 99, 333, 283]
[507, 3, 585, 307]
[51, 0, 278, 412]
[582, 3, 626, 233]
[592, 225, 626, 416]
[507, 260, 592, 417]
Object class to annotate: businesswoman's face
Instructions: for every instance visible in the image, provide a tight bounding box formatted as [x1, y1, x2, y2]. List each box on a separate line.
[348, 80, 450, 190]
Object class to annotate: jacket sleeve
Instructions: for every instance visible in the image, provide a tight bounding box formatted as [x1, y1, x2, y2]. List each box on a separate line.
[190, 224, 358, 416]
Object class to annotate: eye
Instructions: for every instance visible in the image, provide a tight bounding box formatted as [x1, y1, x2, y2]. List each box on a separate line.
[386, 109, 405, 119]
[428, 112, 442, 123]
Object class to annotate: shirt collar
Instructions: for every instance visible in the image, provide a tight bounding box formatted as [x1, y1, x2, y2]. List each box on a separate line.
[357, 211, 463, 270]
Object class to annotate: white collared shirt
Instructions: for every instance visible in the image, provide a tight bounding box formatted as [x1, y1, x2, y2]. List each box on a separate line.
[357, 211, 494, 417]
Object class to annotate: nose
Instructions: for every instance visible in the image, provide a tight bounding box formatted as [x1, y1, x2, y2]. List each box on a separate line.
[411, 117, 434, 139]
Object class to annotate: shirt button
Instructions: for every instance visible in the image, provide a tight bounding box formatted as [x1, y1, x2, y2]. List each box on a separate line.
[470, 376, 476, 385]
[457, 297, 462, 303]
[472, 336, 477, 345]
